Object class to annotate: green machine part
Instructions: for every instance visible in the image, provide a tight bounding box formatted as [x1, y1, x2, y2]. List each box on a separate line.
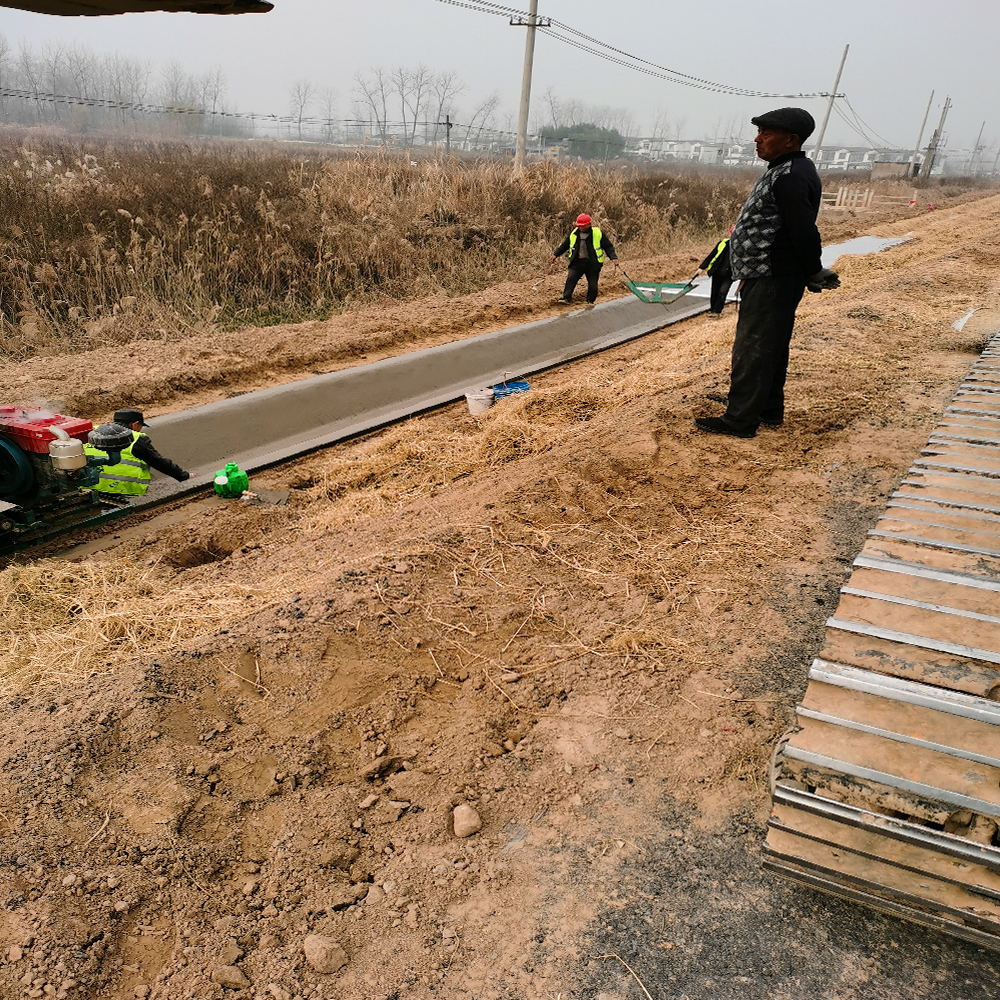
[213, 462, 249, 498]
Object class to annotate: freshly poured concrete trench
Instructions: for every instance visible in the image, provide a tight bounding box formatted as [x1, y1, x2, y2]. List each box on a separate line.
[137, 292, 709, 505]
[132, 236, 914, 507]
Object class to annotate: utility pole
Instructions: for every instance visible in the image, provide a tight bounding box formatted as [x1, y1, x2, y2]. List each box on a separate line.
[512, 0, 551, 170]
[444, 113, 452, 153]
[921, 96, 952, 178]
[810, 44, 849, 169]
[970, 120, 985, 176]
[906, 90, 934, 179]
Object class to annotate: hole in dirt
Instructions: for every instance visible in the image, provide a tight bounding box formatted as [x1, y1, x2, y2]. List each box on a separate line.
[164, 544, 234, 568]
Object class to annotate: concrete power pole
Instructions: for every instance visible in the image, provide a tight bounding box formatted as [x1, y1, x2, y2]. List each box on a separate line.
[906, 90, 934, 179]
[512, 0, 549, 171]
[971, 120, 985, 176]
[810, 44, 849, 169]
[921, 96, 952, 178]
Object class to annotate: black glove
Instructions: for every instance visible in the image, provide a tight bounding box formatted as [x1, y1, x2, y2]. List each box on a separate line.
[177, 471, 191, 482]
[807, 268, 840, 293]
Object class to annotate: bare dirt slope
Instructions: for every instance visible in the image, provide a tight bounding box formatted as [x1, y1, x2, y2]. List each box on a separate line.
[3, 193, 1000, 1000]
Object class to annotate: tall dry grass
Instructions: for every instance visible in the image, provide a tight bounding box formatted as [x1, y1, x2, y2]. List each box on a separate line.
[0, 126, 754, 359]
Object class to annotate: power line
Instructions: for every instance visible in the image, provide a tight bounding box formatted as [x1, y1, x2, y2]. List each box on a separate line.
[841, 96, 902, 150]
[0, 85, 484, 132]
[432, 0, 838, 99]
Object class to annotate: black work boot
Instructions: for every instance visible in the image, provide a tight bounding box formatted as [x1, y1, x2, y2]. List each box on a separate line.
[694, 416, 756, 439]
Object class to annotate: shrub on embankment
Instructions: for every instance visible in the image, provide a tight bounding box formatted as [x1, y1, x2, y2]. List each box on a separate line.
[0, 127, 754, 358]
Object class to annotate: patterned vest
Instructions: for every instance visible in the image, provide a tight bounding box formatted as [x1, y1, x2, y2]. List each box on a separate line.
[729, 160, 795, 279]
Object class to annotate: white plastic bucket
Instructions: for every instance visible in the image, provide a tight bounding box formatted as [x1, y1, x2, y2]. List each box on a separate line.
[465, 387, 495, 415]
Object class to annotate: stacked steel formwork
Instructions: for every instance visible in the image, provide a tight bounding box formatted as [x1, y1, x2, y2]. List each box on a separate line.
[766, 331, 1000, 948]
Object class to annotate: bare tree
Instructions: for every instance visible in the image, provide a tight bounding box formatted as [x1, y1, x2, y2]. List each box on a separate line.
[40, 44, 66, 121]
[353, 67, 393, 142]
[0, 33, 12, 123]
[391, 64, 432, 146]
[541, 86, 562, 128]
[66, 44, 98, 100]
[318, 86, 338, 142]
[462, 91, 500, 149]
[17, 42, 43, 121]
[199, 66, 226, 135]
[288, 78, 315, 141]
[428, 70, 463, 144]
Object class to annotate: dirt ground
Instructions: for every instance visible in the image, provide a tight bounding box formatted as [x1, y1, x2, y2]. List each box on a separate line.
[3, 191, 1000, 1000]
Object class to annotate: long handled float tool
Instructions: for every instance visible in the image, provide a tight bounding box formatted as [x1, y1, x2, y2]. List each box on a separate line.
[531, 262, 555, 291]
[621, 267, 700, 307]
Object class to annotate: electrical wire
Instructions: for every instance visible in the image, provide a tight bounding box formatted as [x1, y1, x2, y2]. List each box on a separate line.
[841, 96, 903, 150]
[432, 0, 837, 99]
[830, 100, 903, 152]
[0, 85, 483, 132]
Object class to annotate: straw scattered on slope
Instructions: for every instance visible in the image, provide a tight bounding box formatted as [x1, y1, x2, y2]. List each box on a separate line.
[0, 557, 283, 696]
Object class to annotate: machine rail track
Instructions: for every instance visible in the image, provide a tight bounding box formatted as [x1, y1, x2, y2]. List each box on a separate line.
[767, 330, 1000, 948]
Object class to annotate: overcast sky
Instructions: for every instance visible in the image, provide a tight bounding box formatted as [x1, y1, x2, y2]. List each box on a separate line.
[0, 0, 994, 152]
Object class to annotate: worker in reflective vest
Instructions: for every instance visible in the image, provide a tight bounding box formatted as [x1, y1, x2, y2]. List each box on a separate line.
[697, 229, 734, 316]
[84, 407, 189, 496]
[550, 213, 618, 305]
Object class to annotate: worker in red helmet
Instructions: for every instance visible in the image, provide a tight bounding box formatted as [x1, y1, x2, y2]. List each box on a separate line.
[550, 213, 618, 306]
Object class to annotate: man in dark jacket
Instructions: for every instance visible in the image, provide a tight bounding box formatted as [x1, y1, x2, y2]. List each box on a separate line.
[114, 408, 189, 482]
[551, 214, 619, 305]
[85, 407, 190, 495]
[695, 108, 839, 439]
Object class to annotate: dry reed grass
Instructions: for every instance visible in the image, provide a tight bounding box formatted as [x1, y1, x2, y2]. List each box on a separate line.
[0, 126, 753, 359]
[0, 557, 287, 696]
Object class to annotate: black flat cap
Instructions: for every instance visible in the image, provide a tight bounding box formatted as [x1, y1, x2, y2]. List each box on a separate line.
[751, 107, 816, 141]
[113, 408, 148, 427]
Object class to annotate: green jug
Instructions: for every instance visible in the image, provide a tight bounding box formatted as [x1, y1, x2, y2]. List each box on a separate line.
[213, 462, 249, 498]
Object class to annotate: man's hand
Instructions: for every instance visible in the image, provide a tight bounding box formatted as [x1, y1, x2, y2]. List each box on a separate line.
[549, 255, 558, 265]
[609, 259, 620, 269]
[807, 268, 840, 293]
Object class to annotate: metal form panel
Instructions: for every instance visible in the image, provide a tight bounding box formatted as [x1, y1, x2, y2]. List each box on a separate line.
[767, 329, 1000, 949]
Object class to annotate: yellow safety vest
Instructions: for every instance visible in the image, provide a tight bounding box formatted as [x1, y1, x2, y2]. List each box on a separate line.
[705, 237, 729, 273]
[567, 226, 605, 264]
[83, 430, 151, 496]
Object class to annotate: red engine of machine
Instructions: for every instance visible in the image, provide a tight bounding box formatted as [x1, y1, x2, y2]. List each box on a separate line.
[0, 406, 93, 454]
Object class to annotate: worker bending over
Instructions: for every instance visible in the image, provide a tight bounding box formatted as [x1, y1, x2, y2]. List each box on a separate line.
[551, 214, 619, 305]
[85, 408, 190, 496]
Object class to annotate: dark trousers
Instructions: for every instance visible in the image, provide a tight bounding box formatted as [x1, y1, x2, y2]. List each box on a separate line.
[710, 273, 733, 314]
[723, 275, 806, 433]
[563, 260, 602, 303]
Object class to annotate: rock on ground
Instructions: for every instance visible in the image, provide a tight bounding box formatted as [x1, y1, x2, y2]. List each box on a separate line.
[210, 966, 250, 990]
[303, 935, 349, 974]
[453, 802, 482, 837]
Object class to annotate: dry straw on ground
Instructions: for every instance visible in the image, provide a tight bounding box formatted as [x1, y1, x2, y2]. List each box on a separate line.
[0, 126, 755, 358]
[0, 557, 288, 696]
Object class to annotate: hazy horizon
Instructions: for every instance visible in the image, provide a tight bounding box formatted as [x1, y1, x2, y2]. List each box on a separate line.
[0, 0, 993, 154]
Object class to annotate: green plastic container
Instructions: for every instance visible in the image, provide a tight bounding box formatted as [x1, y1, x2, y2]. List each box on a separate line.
[213, 462, 249, 498]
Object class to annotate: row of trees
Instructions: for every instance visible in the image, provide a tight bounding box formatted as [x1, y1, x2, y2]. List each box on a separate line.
[283, 66, 505, 149]
[0, 35, 247, 136]
[0, 33, 747, 157]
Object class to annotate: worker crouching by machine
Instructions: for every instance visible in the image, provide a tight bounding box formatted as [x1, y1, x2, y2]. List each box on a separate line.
[0, 406, 124, 549]
[84, 408, 189, 496]
[0, 405, 189, 552]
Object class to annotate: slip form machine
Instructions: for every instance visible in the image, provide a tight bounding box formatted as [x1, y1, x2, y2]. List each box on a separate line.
[0, 406, 134, 553]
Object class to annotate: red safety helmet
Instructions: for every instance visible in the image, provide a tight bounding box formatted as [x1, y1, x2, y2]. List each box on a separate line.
[575, 213, 592, 227]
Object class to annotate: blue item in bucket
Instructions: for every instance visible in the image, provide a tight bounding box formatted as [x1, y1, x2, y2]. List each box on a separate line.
[492, 380, 530, 399]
